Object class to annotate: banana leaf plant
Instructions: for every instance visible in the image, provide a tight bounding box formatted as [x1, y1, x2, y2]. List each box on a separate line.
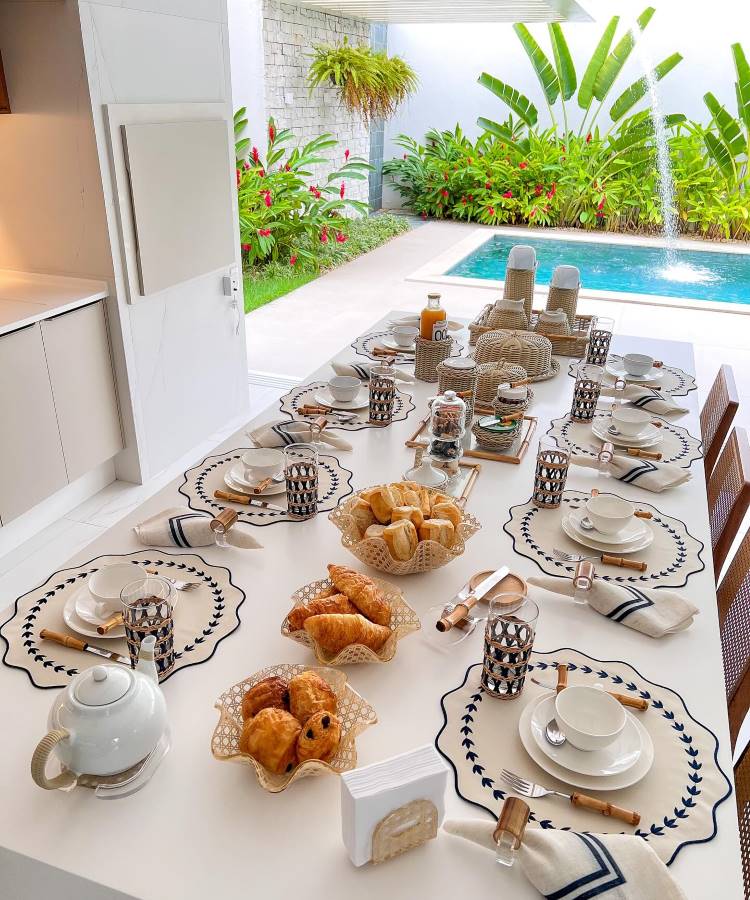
[702, 43, 750, 189]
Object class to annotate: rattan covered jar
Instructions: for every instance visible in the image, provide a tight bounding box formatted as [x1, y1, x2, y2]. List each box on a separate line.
[474, 329, 554, 380]
[487, 297, 529, 331]
[475, 361, 527, 409]
[437, 357, 479, 425]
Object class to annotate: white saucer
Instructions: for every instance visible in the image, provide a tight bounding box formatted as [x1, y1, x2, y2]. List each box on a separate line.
[519, 691, 654, 791]
[606, 358, 663, 384]
[313, 387, 369, 410]
[562, 514, 654, 554]
[569, 510, 649, 546]
[65, 589, 125, 640]
[381, 335, 415, 353]
[592, 418, 662, 449]
[226, 464, 285, 495]
[530, 694, 642, 777]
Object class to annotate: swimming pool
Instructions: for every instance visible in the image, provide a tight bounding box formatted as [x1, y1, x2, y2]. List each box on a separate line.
[446, 234, 750, 306]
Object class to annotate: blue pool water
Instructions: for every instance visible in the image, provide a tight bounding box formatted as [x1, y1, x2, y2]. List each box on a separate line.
[447, 234, 750, 306]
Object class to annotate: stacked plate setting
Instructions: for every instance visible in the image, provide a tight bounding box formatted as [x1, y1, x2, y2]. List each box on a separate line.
[605, 357, 662, 384]
[561, 507, 654, 555]
[224, 464, 286, 497]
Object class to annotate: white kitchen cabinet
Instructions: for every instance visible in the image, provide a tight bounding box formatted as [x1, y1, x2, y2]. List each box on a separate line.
[41, 302, 123, 482]
[0, 323, 68, 522]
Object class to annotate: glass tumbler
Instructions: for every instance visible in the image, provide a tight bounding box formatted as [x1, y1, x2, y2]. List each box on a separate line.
[586, 315, 615, 366]
[532, 436, 570, 509]
[121, 575, 175, 680]
[284, 443, 319, 521]
[481, 593, 539, 700]
[570, 363, 604, 423]
[369, 364, 396, 426]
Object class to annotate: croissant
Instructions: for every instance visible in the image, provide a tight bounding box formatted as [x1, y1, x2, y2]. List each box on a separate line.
[286, 593, 357, 632]
[304, 613, 391, 655]
[327, 563, 391, 626]
[391, 505, 425, 529]
[431, 501, 461, 530]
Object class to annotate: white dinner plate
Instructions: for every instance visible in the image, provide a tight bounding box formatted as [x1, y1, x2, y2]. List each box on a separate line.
[313, 387, 369, 410]
[518, 692, 655, 791]
[592, 419, 662, 449]
[380, 335, 415, 353]
[64, 589, 125, 640]
[569, 510, 649, 546]
[226, 465, 285, 495]
[530, 693, 642, 777]
[605, 358, 663, 383]
[562, 514, 654, 554]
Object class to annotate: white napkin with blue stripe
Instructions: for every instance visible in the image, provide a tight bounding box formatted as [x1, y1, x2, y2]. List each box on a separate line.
[571, 453, 691, 492]
[249, 419, 352, 451]
[331, 360, 414, 383]
[601, 385, 689, 416]
[444, 819, 687, 899]
[528, 576, 698, 638]
[134, 508, 262, 549]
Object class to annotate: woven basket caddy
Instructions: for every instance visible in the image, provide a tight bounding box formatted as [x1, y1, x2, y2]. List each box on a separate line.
[492, 387, 533, 418]
[329, 486, 481, 576]
[474, 329, 555, 380]
[528, 311, 592, 358]
[282, 576, 421, 664]
[534, 311, 571, 336]
[414, 336, 452, 383]
[486, 299, 529, 332]
[437, 358, 479, 426]
[471, 417, 523, 449]
[475, 361, 527, 409]
[211, 664, 377, 793]
[545, 284, 579, 326]
[503, 267, 536, 321]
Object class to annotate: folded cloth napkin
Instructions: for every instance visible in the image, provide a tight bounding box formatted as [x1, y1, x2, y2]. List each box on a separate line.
[443, 819, 687, 900]
[601, 384, 689, 416]
[551, 263, 580, 289]
[248, 419, 353, 451]
[507, 244, 537, 270]
[331, 360, 414, 384]
[134, 508, 262, 549]
[571, 454, 691, 492]
[528, 576, 698, 637]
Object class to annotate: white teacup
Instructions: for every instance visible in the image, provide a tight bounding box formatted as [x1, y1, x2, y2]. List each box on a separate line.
[611, 406, 652, 437]
[241, 448, 284, 482]
[328, 375, 360, 402]
[623, 353, 654, 376]
[391, 324, 418, 348]
[585, 494, 634, 535]
[555, 685, 627, 752]
[88, 562, 147, 620]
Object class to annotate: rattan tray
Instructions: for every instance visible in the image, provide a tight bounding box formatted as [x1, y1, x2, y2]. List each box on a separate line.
[406, 414, 537, 465]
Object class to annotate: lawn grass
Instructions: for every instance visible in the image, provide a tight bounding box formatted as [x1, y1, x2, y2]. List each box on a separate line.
[243, 271, 317, 313]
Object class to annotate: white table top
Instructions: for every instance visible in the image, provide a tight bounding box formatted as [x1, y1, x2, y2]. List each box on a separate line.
[0, 313, 741, 899]
[0, 269, 108, 336]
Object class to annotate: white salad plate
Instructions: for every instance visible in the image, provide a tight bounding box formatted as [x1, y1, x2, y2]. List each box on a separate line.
[313, 387, 370, 410]
[592, 419, 662, 449]
[605, 358, 663, 383]
[65, 589, 125, 640]
[226, 465, 285, 495]
[562, 514, 654, 554]
[569, 510, 649, 547]
[530, 694, 643, 777]
[380, 335, 416, 353]
[519, 692, 654, 791]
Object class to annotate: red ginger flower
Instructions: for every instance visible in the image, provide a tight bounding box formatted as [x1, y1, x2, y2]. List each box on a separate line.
[340, 182, 345, 199]
[485, 181, 492, 189]
[586, 132, 592, 144]
[263, 191, 272, 208]
[236, 168, 241, 186]
[420, 211, 427, 220]
[519, 161, 528, 169]
[443, 172, 449, 181]
[489, 206, 495, 216]
[440, 188, 449, 198]
[258, 228, 271, 237]
[290, 255, 297, 266]
[345, 148, 350, 161]
[320, 226, 328, 243]
[241, 243, 250, 251]
[268, 123, 275, 142]
[259, 169, 265, 178]
[530, 209, 536, 218]
[502, 190, 513, 199]
[535, 184, 543, 196]
[243, 161, 250, 170]
[468, 157, 473, 164]
[252, 146, 259, 164]
[335, 231, 348, 243]
[284, 163, 291, 172]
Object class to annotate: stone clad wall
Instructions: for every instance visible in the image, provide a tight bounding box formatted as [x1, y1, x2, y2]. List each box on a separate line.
[262, 1, 370, 206]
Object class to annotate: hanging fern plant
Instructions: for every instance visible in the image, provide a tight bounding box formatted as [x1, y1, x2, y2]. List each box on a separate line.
[307, 39, 418, 124]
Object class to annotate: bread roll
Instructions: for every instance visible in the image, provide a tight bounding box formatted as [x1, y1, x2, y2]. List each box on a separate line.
[419, 518, 455, 548]
[429, 492, 452, 513]
[349, 497, 376, 536]
[417, 488, 432, 518]
[383, 519, 418, 561]
[286, 593, 356, 632]
[401, 488, 421, 508]
[431, 500, 461, 530]
[391, 505, 425, 529]
[327, 563, 391, 626]
[369, 485, 401, 524]
[364, 523, 387, 539]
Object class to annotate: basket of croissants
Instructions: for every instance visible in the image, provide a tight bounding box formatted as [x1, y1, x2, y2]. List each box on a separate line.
[329, 481, 481, 576]
[282, 563, 420, 664]
[211, 665, 377, 792]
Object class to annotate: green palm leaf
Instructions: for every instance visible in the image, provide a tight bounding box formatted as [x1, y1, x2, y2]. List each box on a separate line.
[549, 23, 576, 100]
[732, 43, 750, 130]
[578, 17, 619, 109]
[476, 116, 528, 152]
[477, 73, 538, 127]
[608, 53, 683, 122]
[593, 6, 655, 103]
[513, 24, 559, 104]
[704, 131, 737, 182]
[704, 92, 745, 156]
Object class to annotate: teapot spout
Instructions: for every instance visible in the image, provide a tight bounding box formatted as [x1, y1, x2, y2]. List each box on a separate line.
[136, 635, 159, 684]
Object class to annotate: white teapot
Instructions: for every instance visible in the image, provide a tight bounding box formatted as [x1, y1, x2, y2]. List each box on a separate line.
[31, 636, 169, 794]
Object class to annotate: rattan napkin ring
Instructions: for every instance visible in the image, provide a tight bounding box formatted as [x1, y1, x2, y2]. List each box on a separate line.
[329, 486, 481, 576]
[211, 664, 377, 793]
[282, 576, 420, 664]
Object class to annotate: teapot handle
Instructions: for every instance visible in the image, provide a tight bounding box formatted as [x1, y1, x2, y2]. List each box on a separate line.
[31, 729, 76, 791]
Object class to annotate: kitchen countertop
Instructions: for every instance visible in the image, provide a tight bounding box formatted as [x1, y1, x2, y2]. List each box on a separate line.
[0, 269, 109, 336]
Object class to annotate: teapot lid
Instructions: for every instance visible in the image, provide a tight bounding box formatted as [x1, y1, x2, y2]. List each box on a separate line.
[74, 665, 132, 707]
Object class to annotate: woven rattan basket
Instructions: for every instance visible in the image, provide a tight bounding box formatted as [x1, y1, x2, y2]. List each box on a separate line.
[545, 284, 579, 326]
[534, 309, 571, 336]
[415, 336, 452, 383]
[487, 298, 529, 331]
[472, 418, 523, 449]
[282, 576, 420, 664]
[492, 387, 533, 418]
[529, 311, 592, 357]
[211, 664, 377, 793]
[503, 267, 536, 321]
[437, 357, 479, 426]
[329, 486, 481, 576]
[475, 361, 527, 409]
[474, 330, 558, 381]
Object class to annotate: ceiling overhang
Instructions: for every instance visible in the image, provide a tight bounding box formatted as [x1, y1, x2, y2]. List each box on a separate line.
[295, 0, 592, 24]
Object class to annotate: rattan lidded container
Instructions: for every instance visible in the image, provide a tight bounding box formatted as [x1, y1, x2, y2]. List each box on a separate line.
[437, 357, 479, 425]
[474, 329, 554, 379]
[475, 361, 527, 408]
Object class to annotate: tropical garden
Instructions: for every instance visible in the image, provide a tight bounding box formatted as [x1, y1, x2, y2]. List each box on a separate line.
[383, 9, 750, 242]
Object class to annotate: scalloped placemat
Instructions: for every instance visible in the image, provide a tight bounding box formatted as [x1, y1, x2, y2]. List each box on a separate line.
[0, 552, 245, 688]
[546, 411, 703, 469]
[436, 648, 731, 865]
[503, 490, 705, 588]
[179, 448, 353, 526]
[278, 380, 415, 431]
[352, 330, 462, 365]
[567, 356, 696, 398]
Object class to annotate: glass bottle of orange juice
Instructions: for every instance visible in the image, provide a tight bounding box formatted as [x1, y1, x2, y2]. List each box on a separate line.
[420, 292, 447, 341]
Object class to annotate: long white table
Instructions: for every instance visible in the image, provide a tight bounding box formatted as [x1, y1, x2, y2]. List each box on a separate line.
[0, 313, 742, 899]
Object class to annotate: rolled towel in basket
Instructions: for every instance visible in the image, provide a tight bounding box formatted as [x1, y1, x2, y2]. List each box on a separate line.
[134, 508, 262, 549]
[443, 819, 687, 900]
[506, 244, 537, 270]
[528, 576, 698, 637]
[600, 384, 689, 416]
[551, 264, 580, 289]
[331, 360, 414, 384]
[248, 419, 353, 451]
[571, 453, 691, 492]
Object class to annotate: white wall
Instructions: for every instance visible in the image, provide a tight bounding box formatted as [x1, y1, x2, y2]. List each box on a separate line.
[384, 0, 750, 198]
[228, 0, 267, 129]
